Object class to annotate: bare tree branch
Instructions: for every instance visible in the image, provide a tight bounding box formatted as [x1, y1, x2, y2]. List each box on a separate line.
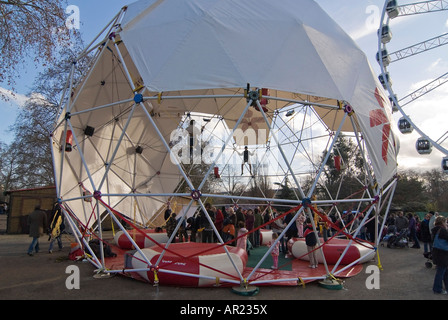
[0, 0, 75, 99]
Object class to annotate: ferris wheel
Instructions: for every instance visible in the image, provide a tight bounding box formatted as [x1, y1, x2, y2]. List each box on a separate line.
[377, 0, 448, 172]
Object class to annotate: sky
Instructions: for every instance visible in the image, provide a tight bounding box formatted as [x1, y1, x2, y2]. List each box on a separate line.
[0, 0, 447, 173]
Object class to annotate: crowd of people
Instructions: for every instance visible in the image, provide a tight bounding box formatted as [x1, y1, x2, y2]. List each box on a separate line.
[163, 204, 448, 293]
[383, 210, 443, 251]
[163, 204, 339, 265]
[164, 203, 264, 250]
[162, 203, 380, 253]
[26, 199, 448, 294]
[27, 203, 65, 256]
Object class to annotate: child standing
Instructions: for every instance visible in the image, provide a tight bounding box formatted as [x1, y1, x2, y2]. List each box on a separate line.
[296, 212, 306, 237]
[236, 221, 248, 251]
[270, 233, 280, 269]
[304, 221, 318, 268]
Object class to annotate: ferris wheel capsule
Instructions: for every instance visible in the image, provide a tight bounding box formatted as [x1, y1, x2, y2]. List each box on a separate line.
[389, 95, 398, 113]
[376, 49, 391, 67]
[398, 117, 413, 134]
[379, 72, 392, 90]
[442, 157, 448, 173]
[416, 137, 432, 155]
[379, 25, 393, 44]
[386, 0, 399, 19]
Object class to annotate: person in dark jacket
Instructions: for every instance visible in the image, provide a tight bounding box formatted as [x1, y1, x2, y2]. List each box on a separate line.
[166, 212, 178, 242]
[408, 212, 420, 249]
[27, 205, 48, 256]
[420, 213, 432, 254]
[431, 216, 448, 294]
[199, 202, 215, 243]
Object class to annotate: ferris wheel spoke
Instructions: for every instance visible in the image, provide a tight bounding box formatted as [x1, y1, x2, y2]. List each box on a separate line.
[398, 71, 448, 107]
[388, 32, 448, 63]
[397, 0, 448, 17]
[436, 131, 448, 145]
[387, 0, 448, 18]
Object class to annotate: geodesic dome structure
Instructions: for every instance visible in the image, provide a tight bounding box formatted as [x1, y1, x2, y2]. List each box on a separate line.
[51, 0, 400, 288]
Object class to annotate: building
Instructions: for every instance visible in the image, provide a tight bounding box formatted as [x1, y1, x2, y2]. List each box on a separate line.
[5, 186, 56, 234]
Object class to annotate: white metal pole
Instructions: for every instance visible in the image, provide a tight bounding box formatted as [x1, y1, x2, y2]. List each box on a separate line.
[103, 204, 155, 267]
[153, 198, 195, 266]
[97, 102, 138, 190]
[331, 205, 375, 273]
[66, 120, 97, 191]
[197, 98, 253, 191]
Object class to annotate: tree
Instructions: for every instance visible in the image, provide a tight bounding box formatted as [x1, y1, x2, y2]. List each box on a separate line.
[315, 134, 366, 207]
[275, 177, 295, 201]
[393, 169, 428, 212]
[422, 169, 448, 212]
[247, 160, 273, 200]
[0, 0, 74, 97]
[1, 44, 87, 190]
[0, 141, 15, 191]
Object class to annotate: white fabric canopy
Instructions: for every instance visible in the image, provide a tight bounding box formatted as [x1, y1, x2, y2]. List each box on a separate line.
[52, 0, 399, 227]
[119, 0, 399, 187]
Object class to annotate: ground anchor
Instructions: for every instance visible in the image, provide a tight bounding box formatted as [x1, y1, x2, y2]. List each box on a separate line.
[318, 275, 344, 290]
[231, 282, 260, 296]
[93, 268, 114, 279]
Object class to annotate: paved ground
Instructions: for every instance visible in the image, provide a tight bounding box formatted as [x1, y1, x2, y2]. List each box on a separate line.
[0, 214, 445, 312]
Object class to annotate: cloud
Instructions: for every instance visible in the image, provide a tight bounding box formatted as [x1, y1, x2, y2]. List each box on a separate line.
[0, 87, 28, 108]
[0, 88, 29, 143]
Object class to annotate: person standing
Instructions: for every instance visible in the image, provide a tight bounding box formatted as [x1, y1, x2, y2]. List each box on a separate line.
[253, 207, 263, 247]
[245, 209, 255, 247]
[236, 221, 248, 252]
[420, 213, 433, 254]
[271, 211, 286, 253]
[213, 206, 224, 242]
[431, 216, 448, 294]
[429, 211, 438, 231]
[395, 211, 408, 232]
[408, 212, 420, 249]
[200, 203, 215, 243]
[304, 220, 318, 268]
[48, 203, 65, 253]
[27, 205, 48, 256]
[269, 233, 280, 269]
[166, 212, 178, 242]
[240, 146, 254, 175]
[296, 212, 306, 237]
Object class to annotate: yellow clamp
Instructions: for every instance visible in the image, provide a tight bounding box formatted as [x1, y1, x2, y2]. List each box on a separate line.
[242, 278, 248, 289]
[337, 100, 344, 110]
[153, 268, 159, 285]
[376, 248, 383, 271]
[157, 92, 162, 104]
[328, 273, 341, 283]
[132, 84, 144, 93]
[297, 277, 306, 288]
